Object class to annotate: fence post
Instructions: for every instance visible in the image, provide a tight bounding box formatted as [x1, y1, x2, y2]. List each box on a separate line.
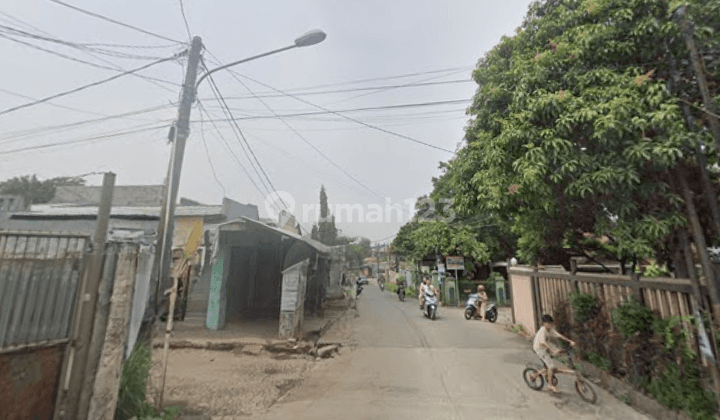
[630, 271, 644, 305]
[86, 244, 138, 420]
[54, 172, 115, 420]
[531, 268, 541, 331]
[507, 260, 516, 325]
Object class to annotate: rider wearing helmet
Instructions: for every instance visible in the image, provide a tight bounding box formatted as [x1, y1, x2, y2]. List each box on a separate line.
[476, 283, 488, 320]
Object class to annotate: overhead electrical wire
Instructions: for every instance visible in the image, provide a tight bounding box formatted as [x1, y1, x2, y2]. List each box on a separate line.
[204, 79, 472, 101]
[198, 103, 227, 197]
[0, 86, 107, 116]
[323, 68, 472, 107]
[0, 122, 169, 156]
[196, 100, 267, 201]
[0, 51, 185, 117]
[203, 72, 289, 211]
[204, 52, 386, 203]
[222, 70, 455, 153]
[48, 0, 184, 45]
[195, 99, 470, 123]
[0, 103, 175, 144]
[178, 0, 192, 41]
[0, 20, 182, 92]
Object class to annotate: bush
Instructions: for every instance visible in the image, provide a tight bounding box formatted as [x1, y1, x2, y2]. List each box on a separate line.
[117, 340, 181, 420]
[583, 351, 611, 371]
[612, 296, 654, 338]
[569, 291, 598, 323]
[117, 341, 152, 420]
[386, 283, 398, 293]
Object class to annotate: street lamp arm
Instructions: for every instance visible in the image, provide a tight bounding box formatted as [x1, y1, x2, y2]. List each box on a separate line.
[196, 44, 297, 88]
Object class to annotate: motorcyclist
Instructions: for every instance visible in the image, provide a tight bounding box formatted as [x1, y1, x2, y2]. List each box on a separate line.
[396, 276, 406, 294]
[421, 277, 440, 310]
[476, 283, 488, 320]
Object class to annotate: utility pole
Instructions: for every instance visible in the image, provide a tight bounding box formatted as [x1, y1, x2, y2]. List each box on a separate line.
[675, 6, 720, 159]
[55, 172, 115, 420]
[154, 36, 203, 315]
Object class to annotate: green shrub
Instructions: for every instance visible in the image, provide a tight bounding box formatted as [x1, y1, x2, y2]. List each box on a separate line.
[386, 283, 398, 293]
[636, 263, 670, 278]
[612, 296, 654, 337]
[117, 340, 181, 420]
[117, 341, 152, 420]
[583, 351, 611, 371]
[569, 291, 598, 323]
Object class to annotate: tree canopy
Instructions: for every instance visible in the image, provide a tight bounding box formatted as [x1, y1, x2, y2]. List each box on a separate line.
[0, 174, 85, 208]
[394, 0, 720, 273]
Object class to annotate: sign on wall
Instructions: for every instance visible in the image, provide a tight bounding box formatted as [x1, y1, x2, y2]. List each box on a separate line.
[446, 256, 464, 271]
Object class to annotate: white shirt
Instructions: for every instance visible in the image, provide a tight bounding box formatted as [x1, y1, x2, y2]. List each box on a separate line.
[533, 326, 559, 352]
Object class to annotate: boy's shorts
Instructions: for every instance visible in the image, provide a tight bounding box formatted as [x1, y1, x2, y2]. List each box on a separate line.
[535, 348, 555, 369]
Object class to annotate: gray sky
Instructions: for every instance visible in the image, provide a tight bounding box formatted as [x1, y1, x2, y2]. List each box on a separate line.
[0, 0, 534, 243]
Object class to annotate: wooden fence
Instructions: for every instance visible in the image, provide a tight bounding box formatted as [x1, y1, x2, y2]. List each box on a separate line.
[509, 266, 704, 335]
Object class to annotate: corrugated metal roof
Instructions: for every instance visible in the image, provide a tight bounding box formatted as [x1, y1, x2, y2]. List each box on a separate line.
[227, 217, 331, 254]
[13, 204, 224, 218]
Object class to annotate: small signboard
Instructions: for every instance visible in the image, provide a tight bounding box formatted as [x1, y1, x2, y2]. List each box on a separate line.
[446, 256, 464, 271]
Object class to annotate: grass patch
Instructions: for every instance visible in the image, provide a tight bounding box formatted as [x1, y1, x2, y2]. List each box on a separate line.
[117, 340, 181, 420]
[511, 324, 525, 334]
[386, 283, 398, 293]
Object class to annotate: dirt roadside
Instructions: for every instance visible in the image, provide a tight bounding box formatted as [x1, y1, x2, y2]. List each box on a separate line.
[146, 304, 357, 418]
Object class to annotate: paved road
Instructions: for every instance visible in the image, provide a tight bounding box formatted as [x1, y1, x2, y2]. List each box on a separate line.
[261, 283, 650, 420]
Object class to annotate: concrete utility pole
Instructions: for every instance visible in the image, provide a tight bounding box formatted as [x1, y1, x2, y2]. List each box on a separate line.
[155, 36, 203, 312]
[55, 172, 115, 420]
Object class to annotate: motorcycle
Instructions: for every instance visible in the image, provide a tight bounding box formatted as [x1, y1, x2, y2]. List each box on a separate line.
[397, 285, 406, 302]
[422, 289, 438, 320]
[464, 293, 498, 323]
[356, 279, 363, 296]
[378, 277, 385, 291]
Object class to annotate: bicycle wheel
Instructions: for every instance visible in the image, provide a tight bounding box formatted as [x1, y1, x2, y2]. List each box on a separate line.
[523, 368, 545, 391]
[575, 378, 597, 404]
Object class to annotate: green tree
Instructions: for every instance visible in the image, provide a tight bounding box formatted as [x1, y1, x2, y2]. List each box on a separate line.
[0, 174, 85, 208]
[447, 0, 720, 269]
[316, 186, 339, 245]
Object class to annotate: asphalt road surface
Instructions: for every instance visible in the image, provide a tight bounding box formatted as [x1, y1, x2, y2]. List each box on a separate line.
[261, 282, 651, 420]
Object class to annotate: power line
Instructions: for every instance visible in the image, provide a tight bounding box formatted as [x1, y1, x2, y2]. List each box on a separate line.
[221, 70, 455, 153]
[198, 103, 227, 197]
[0, 52, 184, 117]
[178, 0, 192, 41]
[197, 100, 267, 199]
[323, 69, 471, 106]
[0, 86, 107, 116]
[205, 73, 274, 197]
[204, 52, 387, 202]
[201, 79, 472, 101]
[0, 122, 168, 155]
[48, 0, 184, 44]
[0, 103, 174, 144]
[195, 99, 470, 122]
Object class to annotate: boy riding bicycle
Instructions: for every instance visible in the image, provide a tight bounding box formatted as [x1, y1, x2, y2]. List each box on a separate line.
[533, 314, 576, 393]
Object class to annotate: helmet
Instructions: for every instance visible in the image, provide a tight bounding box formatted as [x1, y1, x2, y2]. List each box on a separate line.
[478, 284, 485, 291]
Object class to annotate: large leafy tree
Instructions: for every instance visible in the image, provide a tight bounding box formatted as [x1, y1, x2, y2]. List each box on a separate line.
[450, 0, 719, 268]
[0, 174, 85, 208]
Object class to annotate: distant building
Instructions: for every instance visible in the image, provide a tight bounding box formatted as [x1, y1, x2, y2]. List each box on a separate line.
[277, 209, 301, 235]
[50, 185, 165, 207]
[0, 195, 25, 213]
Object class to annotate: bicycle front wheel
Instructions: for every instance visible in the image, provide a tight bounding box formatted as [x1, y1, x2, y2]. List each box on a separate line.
[575, 378, 597, 403]
[523, 368, 544, 391]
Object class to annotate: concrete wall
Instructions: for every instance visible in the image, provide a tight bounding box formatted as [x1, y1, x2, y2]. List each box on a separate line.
[279, 260, 309, 339]
[0, 217, 156, 235]
[509, 268, 537, 335]
[222, 198, 259, 221]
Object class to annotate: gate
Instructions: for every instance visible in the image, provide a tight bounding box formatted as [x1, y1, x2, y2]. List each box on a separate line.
[0, 232, 90, 420]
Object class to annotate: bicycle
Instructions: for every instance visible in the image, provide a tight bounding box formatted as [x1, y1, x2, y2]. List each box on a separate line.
[522, 348, 597, 404]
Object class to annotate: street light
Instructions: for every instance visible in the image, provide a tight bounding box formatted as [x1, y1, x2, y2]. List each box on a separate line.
[195, 29, 327, 88]
[155, 30, 327, 335]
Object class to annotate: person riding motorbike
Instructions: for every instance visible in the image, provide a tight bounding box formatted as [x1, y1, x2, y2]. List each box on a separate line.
[420, 277, 440, 310]
[476, 283, 488, 321]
